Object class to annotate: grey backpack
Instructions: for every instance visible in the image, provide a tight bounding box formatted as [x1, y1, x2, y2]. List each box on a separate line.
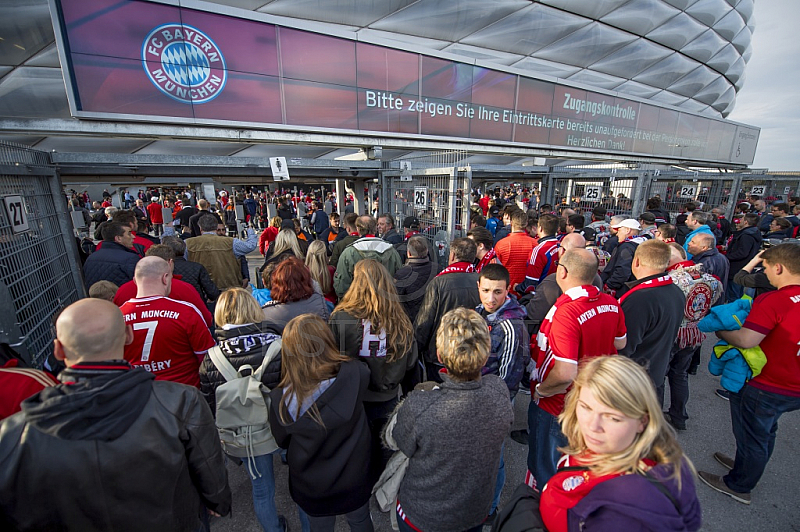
[207, 339, 281, 479]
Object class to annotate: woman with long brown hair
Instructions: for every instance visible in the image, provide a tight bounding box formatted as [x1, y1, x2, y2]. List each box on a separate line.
[268, 314, 373, 532]
[305, 240, 336, 306]
[329, 259, 416, 472]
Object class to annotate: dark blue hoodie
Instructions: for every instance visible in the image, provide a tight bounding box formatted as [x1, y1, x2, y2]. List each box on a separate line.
[477, 297, 530, 395]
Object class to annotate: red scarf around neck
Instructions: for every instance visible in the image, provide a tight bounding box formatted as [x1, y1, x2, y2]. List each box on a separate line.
[437, 261, 475, 277]
[475, 248, 496, 272]
[618, 275, 674, 304]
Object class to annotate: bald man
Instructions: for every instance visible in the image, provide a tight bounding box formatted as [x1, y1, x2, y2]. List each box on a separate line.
[0, 298, 231, 530]
[687, 232, 730, 294]
[119, 257, 216, 387]
[527, 248, 627, 488]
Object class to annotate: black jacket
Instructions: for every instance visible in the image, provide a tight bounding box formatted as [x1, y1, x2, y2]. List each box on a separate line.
[0, 361, 231, 531]
[726, 226, 762, 276]
[692, 248, 730, 294]
[394, 257, 439, 323]
[619, 276, 685, 388]
[173, 257, 220, 303]
[600, 237, 646, 296]
[414, 271, 481, 362]
[83, 240, 141, 288]
[268, 360, 372, 517]
[675, 224, 691, 246]
[329, 309, 418, 402]
[381, 228, 404, 245]
[199, 324, 282, 415]
[176, 206, 197, 227]
[647, 208, 671, 225]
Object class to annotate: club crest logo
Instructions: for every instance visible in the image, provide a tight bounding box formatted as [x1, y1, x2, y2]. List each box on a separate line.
[141, 23, 226, 104]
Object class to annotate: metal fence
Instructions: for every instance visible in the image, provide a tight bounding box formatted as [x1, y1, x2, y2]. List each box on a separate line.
[381, 151, 472, 269]
[0, 142, 85, 367]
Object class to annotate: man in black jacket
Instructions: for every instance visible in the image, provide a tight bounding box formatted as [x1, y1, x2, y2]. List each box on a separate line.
[725, 213, 762, 302]
[619, 240, 685, 405]
[83, 222, 141, 288]
[0, 298, 231, 531]
[394, 235, 438, 323]
[414, 237, 480, 381]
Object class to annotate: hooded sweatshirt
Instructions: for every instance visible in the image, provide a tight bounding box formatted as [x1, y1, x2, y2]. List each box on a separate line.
[477, 297, 530, 395]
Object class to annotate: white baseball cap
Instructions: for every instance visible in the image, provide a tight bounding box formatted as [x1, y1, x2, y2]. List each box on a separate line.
[611, 219, 641, 230]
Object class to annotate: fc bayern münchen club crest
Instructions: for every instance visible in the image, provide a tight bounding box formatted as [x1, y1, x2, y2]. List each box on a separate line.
[141, 23, 227, 104]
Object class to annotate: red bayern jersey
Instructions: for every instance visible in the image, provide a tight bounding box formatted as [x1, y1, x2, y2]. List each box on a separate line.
[114, 277, 214, 327]
[531, 285, 627, 416]
[742, 285, 800, 395]
[120, 296, 215, 387]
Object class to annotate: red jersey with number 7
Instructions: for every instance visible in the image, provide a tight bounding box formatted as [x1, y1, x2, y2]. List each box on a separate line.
[120, 296, 216, 387]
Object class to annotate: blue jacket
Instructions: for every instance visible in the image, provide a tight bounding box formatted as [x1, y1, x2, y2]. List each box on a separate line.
[485, 217, 501, 238]
[698, 299, 751, 332]
[691, 248, 729, 294]
[683, 224, 715, 260]
[708, 341, 753, 393]
[477, 298, 529, 395]
[83, 241, 140, 288]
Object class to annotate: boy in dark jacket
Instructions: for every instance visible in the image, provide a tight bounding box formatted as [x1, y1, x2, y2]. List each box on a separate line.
[476, 264, 530, 398]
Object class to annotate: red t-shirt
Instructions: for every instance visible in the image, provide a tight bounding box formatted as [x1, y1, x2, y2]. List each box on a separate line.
[743, 284, 800, 395]
[120, 296, 216, 387]
[531, 285, 627, 416]
[146, 202, 163, 224]
[114, 278, 214, 327]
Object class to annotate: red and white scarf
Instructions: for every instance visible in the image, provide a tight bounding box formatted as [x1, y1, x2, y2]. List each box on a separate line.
[437, 261, 475, 277]
[475, 248, 496, 272]
[618, 275, 674, 304]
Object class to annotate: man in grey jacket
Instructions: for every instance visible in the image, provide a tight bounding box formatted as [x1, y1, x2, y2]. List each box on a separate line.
[334, 216, 402, 298]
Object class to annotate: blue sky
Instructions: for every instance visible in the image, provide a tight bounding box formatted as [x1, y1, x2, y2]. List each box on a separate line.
[727, 0, 800, 170]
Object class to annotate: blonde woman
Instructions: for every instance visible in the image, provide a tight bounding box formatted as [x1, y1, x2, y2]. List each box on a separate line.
[258, 228, 305, 289]
[329, 259, 416, 473]
[268, 314, 373, 532]
[537, 355, 701, 532]
[305, 240, 336, 306]
[198, 288, 284, 532]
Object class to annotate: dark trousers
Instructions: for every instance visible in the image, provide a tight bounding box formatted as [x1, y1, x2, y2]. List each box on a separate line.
[725, 384, 800, 493]
[667, 344, 697, 424]
[364, 397, 399, 480]
[300, 502, 373, 532]
[688, 345, 702, 374]
[526, 401, 567, 489]
[726, 279, 744, 303]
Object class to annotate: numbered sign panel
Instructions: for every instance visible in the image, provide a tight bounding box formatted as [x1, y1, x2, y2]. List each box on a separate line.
[582, 185, 602, 202]
[414, 187, 428, 211]
[2, 195, 29, 233]
[750, 185, 766, 196]
[678, 185, 697, 198]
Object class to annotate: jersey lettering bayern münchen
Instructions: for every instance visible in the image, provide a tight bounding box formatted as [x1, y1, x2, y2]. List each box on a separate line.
[120, 296, 215, 387]
[531, 285, 627, 416]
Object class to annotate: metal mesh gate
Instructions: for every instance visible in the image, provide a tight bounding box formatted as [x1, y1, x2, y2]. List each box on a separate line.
[548, 168, 638, 219]
[0, 142, 84, 367]
[740, 177, 800, 203]
[648, 174, 736, 219]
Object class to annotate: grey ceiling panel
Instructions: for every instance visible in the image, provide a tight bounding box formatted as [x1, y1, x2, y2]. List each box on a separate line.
[692, 76, 730, 105]
[599, 0, 681, 35]
[660, 0, 701, 10]
[613, 80, 661, 99]
[0, 66, 12, 78]
[259, 0, 418, 28]
[369, 0, 527, 42]
[355, 28, 451, 51]
[667, 66, 714, 97]
[0, 0, 54, 67]
[631, 53, 699, 90]
[231, 144, 336, 159]
[212, 0, 274, 10]
[713, 8, 746, 41]
[679, 98, 711, 113]
[0, 67, 69, 118]
[539, 0, 631, 20]
[650, 90, 689, 107]
[706, 43, 739, 73]
[440, 43, 525, 66]
[532, 22, 637, 67]
[461, 4, 590, 56]
[24, 43, 60, 68]
[645, 12, 708, 50]
[135, 140, 249, 156]
[0, 135, 46, 146]
[681, 30, 727, 64]
[685, 0, 732, 27]
[590, 39, 673, 79]
[510, 56, 581, 78]
[566, 69, 625, 90]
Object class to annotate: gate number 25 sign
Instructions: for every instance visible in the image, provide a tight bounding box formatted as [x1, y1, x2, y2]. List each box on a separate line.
[2, 195, 29, 234]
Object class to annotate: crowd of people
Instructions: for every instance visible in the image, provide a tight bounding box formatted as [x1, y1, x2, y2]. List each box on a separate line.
[1, 186, 799, 532]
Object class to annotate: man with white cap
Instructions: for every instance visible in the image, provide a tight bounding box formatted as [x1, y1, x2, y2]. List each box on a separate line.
[600, 218, 647, 298]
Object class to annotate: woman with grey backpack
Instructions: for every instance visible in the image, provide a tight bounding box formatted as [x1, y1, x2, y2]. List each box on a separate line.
[198, 288, 287, 532]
